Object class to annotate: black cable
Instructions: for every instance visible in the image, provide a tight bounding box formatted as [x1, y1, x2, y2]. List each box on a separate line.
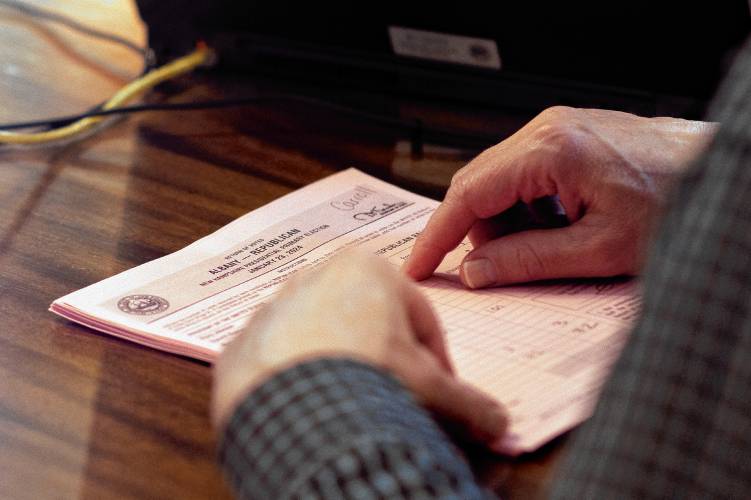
[0, 0, 154, 68]
[0, 95, 500, 148]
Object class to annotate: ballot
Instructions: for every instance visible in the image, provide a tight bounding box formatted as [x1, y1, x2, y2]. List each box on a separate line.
[51, 168, 639, 455]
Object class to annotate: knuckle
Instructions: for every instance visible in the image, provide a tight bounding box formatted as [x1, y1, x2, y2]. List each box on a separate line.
[448, 165, 473, 205]
[530, 123, 588, 181]
[450, 142, 499, 191]
[534, 122, 582, 155]
[449, 164, 469, 190]
[534, 107, 584, 151]
[448, 150, 501, 216]
[540, 105, 576, 121]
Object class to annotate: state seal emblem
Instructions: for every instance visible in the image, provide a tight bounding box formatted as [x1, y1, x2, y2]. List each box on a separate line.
[117, 294, 169, 315]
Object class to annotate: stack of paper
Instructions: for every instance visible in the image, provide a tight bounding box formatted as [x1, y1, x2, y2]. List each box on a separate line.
[51, 168, 638, 455]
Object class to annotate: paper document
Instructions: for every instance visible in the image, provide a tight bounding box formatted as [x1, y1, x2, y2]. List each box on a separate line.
[51, 168, 638, 455]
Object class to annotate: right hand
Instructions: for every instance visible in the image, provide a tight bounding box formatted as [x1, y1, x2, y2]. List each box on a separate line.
[404, 106, 716, 288]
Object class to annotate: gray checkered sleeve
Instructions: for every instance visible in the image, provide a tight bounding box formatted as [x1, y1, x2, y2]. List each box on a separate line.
[549, 38, 751, 499]
[218, 358, 493, 499]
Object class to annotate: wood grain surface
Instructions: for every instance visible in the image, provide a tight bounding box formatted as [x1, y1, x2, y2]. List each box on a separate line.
[0, 2, 564, 499]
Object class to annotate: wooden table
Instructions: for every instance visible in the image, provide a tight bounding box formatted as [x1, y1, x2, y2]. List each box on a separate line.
[0, 2, 566, 498]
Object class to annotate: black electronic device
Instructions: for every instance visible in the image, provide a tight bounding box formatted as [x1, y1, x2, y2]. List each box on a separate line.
[135, 1, 751, 117]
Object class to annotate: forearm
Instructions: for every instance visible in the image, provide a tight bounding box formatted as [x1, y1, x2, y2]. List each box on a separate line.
[218, 358, 494, 499]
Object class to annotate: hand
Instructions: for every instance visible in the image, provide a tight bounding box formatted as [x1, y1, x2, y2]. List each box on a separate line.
[212, 253, 507, 449]
[404, 106, 716, 287]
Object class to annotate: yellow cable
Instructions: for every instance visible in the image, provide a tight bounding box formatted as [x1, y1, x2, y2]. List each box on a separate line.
[0, 46, 211, 145]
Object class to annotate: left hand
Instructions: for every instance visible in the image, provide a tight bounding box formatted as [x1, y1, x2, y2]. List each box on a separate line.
[212, 252, 507, 449]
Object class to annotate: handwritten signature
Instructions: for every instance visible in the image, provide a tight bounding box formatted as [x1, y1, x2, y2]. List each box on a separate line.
[353, 202, 408, 221]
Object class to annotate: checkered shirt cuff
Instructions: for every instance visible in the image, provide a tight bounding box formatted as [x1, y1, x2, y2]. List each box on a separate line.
[218, 357, 492, 499]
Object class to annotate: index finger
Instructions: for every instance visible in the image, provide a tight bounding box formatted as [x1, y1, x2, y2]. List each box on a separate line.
[402, 127, 570, 280]
[402, 192, 477, 280]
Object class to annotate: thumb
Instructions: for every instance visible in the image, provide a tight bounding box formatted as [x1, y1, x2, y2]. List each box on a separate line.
[460, 222, 606, 288]
[398, 347, 508, 447]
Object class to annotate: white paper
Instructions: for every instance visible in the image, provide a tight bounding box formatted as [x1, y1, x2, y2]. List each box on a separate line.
[51, 168, 638, 455]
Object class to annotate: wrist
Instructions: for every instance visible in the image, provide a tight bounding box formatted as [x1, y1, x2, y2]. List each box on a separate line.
[212, 350, 379, 433]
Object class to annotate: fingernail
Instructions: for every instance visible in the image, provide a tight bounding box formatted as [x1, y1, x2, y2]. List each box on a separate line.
[461, 258, 497, 289]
